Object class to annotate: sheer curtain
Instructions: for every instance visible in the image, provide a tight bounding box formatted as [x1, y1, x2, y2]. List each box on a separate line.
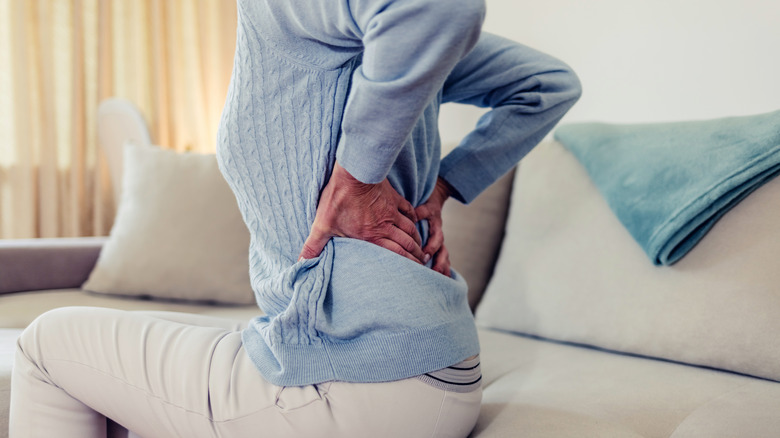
[0, 0, 237, 239]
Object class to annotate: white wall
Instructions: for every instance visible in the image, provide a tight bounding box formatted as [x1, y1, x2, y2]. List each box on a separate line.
[440, 0, 780, 145]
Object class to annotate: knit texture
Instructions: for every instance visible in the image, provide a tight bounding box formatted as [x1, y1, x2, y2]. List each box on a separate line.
[216, 0, 581, 386]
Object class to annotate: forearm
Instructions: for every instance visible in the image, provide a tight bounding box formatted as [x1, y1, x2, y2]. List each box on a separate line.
[439, 96, 577, 204]
[439, 33, 582, 204]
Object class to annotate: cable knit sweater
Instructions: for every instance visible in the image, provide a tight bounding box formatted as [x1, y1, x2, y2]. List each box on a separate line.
[216, 0, 581, 386]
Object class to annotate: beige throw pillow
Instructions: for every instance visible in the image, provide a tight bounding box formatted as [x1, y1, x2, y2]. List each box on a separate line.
[83, 142, 255, 305]
[476, 140, 780, 382]
[442, 169, 515, 311]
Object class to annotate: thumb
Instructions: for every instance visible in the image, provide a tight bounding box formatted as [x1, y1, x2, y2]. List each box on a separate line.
[299, 226, 331, 261]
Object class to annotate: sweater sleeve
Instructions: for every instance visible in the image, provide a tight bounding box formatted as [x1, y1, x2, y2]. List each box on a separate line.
[336, 0, 485, 184]
[438, 33, 583, 204]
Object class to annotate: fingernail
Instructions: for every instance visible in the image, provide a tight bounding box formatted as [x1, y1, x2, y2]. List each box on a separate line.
[423, 253, 431, 263]
[298, 256, 304, 262]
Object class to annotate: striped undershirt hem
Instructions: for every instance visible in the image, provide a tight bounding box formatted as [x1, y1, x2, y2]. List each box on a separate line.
[415, 355, 481, 393]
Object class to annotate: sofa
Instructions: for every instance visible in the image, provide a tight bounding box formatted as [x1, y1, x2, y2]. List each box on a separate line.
[3, 100, 780, 437]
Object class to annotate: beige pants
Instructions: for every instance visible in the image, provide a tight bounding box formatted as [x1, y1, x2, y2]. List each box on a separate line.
[10, 307, 481, 438]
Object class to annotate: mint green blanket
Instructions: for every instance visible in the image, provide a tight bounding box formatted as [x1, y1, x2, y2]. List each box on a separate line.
[554, 110, 780, 265]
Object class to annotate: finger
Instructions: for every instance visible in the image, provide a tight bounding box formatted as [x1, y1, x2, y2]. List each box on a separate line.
[396, 198, 418, 223]
[376, 224, 425, 262]
[422, 217, 444, 256]
[395, 212, 422, 247]
[374, 238, 424, 265]
[385, 225, 426, 263]
[433, 244, 451, 277]
[299, 225, 331, 260]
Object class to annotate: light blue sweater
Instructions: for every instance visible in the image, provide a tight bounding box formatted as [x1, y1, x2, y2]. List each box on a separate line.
[216, 0, 581, 386]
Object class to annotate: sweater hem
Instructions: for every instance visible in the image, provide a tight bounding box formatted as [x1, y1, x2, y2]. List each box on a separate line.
[241, 312, 480, 386]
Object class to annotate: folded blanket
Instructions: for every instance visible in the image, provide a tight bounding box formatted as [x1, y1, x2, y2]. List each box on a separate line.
[554, 110, 780, 265]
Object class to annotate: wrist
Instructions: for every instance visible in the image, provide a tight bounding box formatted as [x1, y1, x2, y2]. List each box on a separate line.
[435, 177, 455, 202]
[333, 161, 378, 194]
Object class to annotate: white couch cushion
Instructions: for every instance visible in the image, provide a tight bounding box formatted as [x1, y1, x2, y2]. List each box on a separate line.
[83, 142, 255, 305]
[0, 329, 18, 438]
[476, 140, 780, 382]
[0, 289, 261, 330]
[475, 329, 780, 438]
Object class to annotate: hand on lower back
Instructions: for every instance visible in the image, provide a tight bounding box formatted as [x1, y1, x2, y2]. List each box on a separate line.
[415, 177, 454, 277]
[299, 162, 425, 264]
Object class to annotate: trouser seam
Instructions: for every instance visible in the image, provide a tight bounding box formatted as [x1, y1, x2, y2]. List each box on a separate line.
[428, 390, 448, 438]
[205, 331, 233, 421]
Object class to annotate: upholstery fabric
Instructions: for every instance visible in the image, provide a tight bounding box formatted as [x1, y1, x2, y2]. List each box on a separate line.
[0, 237, 105, 294]
[477, 140, 780, 382]
[442, 168, 515, 310]
[0, 329, 18, 438]
[474, 329, 780, 438]
[0, 289, 261, 330]
[83, 142, 255, 305]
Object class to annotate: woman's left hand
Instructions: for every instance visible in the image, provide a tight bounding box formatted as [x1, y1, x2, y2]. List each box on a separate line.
[415, 177, 455, 277]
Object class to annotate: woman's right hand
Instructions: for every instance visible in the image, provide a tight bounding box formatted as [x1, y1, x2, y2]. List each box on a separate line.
[415, 177, 455, 277]
[298, 162, 426, 264]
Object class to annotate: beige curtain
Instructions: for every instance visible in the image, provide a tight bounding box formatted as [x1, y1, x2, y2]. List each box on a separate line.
[0, 0, 237, 239]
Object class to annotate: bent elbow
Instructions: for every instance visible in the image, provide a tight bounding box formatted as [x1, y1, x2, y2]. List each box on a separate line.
[552, 62, 582, 105]
[565, 66, 583, 104]
[537, 62, 582, 112]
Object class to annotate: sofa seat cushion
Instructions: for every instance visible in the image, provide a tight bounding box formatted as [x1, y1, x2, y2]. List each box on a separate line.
[0, 289, 262, 329]
[0, 329, 18, 437]
[475, 329, 780, 438]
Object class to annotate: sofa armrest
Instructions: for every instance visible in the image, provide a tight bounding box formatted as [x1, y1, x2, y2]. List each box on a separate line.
[0, 237, 107, 294]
